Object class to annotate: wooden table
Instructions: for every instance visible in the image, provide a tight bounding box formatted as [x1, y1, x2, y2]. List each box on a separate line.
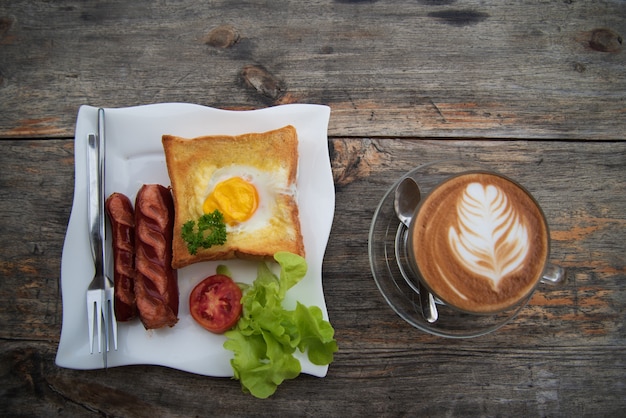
[1, 1, 624, 416]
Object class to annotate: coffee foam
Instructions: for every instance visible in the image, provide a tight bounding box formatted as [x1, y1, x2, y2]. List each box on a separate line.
[448, 182, 530, 288]
[410, 172, 549, 313]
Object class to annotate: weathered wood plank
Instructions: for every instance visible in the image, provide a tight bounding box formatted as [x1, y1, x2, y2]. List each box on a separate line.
[2, 340, 625, 417]
[0, 0, 624, 140]
[0, 138, 624, 416]
[0, 140, 73, 340]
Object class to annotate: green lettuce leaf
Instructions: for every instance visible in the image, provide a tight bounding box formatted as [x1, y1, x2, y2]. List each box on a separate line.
[293, 302, 338, 365]
[224, 252, 338, 398]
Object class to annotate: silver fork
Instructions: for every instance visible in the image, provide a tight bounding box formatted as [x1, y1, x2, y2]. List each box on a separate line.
[86, 108, 117, 367]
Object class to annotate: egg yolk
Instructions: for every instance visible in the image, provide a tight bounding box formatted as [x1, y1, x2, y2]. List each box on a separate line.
[203, 177, 259, 225]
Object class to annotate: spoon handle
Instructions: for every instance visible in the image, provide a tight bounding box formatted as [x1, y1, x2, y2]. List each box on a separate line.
[420, 288, 438, 323]
[394, 177, 439, 324]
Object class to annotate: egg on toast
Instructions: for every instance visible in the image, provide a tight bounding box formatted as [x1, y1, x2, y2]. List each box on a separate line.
[162, 125, 305, 269]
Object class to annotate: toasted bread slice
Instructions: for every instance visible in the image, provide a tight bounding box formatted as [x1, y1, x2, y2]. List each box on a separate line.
[162, 125, 304, 269]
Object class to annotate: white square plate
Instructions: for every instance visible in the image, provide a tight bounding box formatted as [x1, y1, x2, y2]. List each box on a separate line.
[56, 103, 334, 377]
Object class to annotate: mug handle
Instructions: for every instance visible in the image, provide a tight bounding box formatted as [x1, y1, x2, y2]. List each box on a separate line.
[540, 264, 566, 286]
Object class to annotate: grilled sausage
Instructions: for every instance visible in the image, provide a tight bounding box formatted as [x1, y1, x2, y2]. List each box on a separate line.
[105, 192, 138, 321]
[134, 184, 179, 329]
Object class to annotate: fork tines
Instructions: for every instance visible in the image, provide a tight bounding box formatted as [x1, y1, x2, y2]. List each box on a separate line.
[86, 110, 118, 367]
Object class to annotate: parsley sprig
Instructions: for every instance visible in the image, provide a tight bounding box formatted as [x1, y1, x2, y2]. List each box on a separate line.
[181, 210, 227, 255]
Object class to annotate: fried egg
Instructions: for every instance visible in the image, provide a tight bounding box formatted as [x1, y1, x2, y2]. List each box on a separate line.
[198, 165, 292, 234]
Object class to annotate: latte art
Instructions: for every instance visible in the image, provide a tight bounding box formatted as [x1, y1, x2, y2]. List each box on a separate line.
[448, 182, 529, 289]
[409, 172, 549, 313]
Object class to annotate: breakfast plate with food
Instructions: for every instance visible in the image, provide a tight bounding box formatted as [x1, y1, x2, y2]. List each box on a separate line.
[56, 103, 335, 386]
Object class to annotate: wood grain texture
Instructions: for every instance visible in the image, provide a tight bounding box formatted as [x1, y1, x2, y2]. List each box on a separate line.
[1, 138, 624, 416]
[0, 0, 625, 140]
[1, 0, 625, 415]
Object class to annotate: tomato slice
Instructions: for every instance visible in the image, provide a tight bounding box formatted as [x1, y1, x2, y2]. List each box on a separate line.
[189, 274, 242, 334]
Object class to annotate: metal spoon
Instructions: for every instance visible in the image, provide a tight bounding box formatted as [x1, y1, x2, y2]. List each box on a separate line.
[394, 177, 438, 323]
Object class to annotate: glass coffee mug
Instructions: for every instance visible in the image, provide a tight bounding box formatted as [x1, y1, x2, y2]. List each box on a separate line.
[369, 160, 565, 338]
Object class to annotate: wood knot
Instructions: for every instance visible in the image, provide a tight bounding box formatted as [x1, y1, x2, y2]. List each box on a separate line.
[0, 16, 15, 44]
[573, 62, 586, 73]
[329, 138, 390, 186]
[241, 64, 285, 101]
[0, 16, 13, 33]
[204, 24, 240, 49]
[589, 28, 622, 52]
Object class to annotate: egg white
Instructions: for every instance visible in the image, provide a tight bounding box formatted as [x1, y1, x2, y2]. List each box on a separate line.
[201, 164, 292, 234]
